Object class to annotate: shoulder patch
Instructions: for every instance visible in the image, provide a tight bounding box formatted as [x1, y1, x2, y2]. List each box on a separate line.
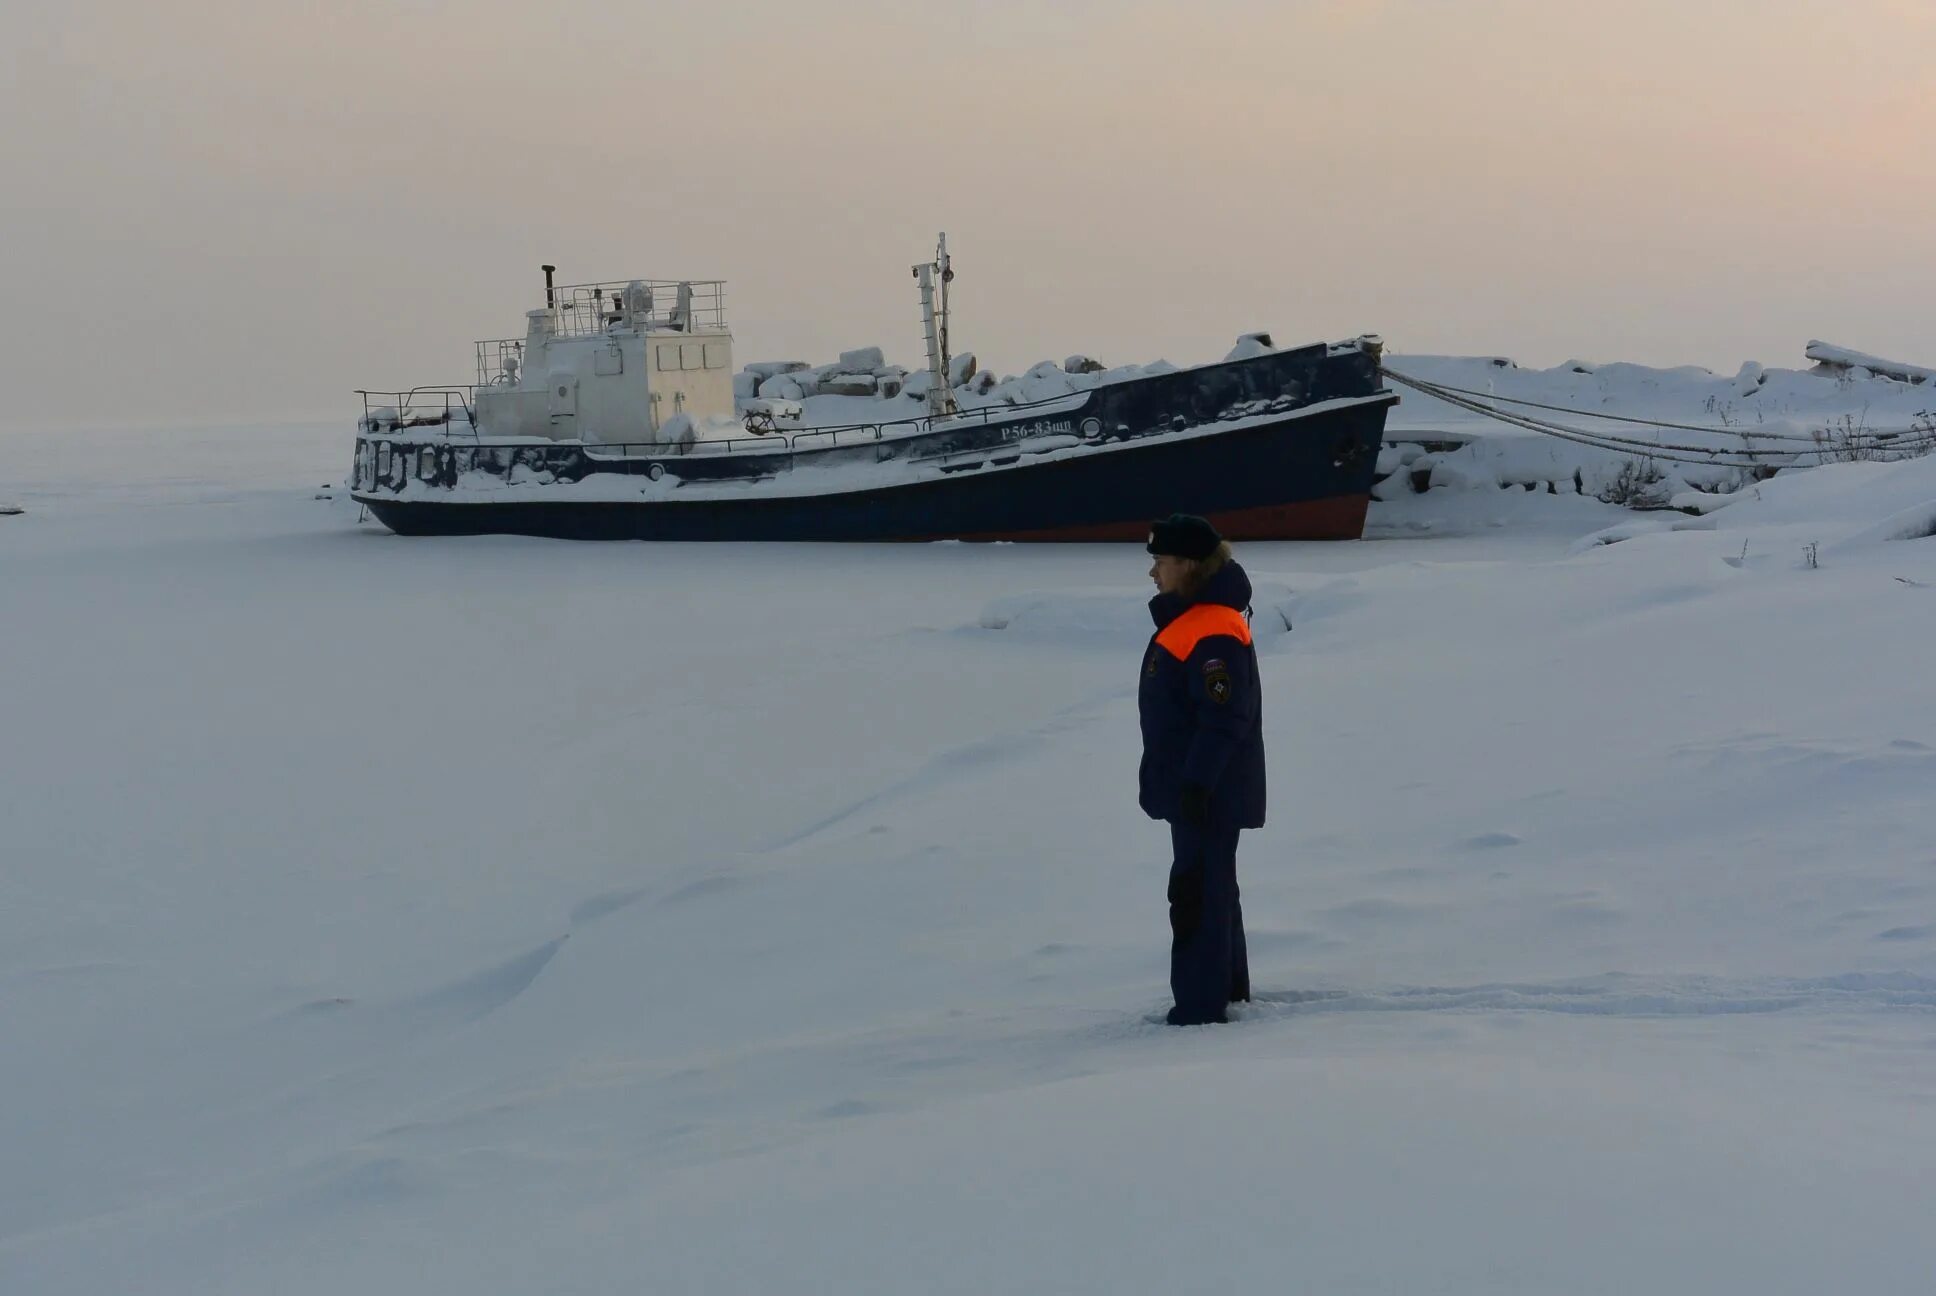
[1203, 659, 1233, 704]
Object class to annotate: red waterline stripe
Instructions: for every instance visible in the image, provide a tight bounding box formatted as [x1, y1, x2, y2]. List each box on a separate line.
[934, 494, 1371, 543]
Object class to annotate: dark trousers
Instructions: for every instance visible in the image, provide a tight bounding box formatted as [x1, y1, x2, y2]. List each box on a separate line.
[1167, 821, 1249, 1025]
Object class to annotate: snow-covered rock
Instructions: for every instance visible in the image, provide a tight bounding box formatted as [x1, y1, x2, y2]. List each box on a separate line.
[948, 352, 978, 386]
[1425, 456, 1501, 493]
[837, 346, 885, 372]
[1805, 340, 1936, 386]
[742, 360, 810, 381]
[757, 374, 806, 402]
[1063, 354, 1105, 374]
[821, 372, 879, 397]
[789, 367, 834, 398]
[1370, 463, 1416, 500]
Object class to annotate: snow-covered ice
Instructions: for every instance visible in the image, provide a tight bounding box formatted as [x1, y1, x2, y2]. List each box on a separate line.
[5, 418, 1936, 1294]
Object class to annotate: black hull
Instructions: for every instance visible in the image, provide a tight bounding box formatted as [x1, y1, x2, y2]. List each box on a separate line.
[353, 343, 1397, 542]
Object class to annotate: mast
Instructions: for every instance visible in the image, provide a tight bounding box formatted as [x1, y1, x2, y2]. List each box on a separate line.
[913, 233, 959, 419]
[937, 233, 953, 397]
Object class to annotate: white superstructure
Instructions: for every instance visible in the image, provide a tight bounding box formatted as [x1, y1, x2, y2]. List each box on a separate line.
[470, 270, 735, 444]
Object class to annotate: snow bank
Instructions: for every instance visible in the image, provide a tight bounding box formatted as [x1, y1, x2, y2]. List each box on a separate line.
[1376, 345, 1936, 514]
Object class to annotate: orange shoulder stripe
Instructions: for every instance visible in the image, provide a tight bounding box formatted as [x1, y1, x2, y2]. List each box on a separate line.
[1155, 604, 1252, 660]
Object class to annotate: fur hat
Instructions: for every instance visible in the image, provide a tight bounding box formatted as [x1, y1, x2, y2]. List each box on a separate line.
[1145, 513, 1222, 561]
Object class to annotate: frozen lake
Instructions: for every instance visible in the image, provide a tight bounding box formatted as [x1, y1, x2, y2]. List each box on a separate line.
[5, 421, 1936, 1293]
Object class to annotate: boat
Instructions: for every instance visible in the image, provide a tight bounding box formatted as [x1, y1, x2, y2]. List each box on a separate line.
[348, 237, 1399, 541]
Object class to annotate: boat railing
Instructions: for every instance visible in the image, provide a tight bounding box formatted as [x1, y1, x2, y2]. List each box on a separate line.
[787, 423, 890, 450]
[548, 278, 727, 340]
[352, 384, 1098, 455]
[356, 388, 478, 434]
[474, 339, 527, 387]
[942, 388, 1093, 426]
[585, 434, 788, 457]
[780, 387, 1093, 444]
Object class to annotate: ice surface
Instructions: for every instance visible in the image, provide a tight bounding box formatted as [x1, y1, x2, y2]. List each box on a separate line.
[5, 419, 1936, 1293]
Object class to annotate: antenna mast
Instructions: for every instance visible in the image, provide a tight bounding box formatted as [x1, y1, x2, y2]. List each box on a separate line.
[913, 233, 959, 419]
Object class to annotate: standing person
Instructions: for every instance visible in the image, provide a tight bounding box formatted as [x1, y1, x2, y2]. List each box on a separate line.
[1138, 514, 1266, 1025]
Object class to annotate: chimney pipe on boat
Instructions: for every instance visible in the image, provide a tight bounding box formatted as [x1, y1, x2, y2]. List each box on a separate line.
[542, 264, 557, 310]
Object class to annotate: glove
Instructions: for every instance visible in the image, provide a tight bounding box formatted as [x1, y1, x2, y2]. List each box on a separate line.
[1178, 782, 1211, 827]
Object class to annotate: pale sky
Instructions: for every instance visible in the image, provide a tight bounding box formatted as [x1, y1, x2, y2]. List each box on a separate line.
[3, 0, 1933, 431]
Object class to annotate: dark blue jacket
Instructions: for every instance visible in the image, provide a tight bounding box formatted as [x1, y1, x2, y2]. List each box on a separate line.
[1137, 560, 1267, 829]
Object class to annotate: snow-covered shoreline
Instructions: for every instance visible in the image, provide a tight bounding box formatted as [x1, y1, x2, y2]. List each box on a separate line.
[1376, 344, 1936, 505]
